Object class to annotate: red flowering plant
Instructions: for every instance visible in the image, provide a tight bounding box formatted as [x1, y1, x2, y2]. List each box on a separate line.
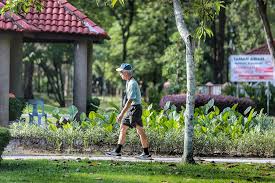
[9, 93, 26, 121]
[160, 94, 255, 114]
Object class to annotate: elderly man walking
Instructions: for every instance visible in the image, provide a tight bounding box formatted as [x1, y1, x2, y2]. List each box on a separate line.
[106, 63, 151, 160]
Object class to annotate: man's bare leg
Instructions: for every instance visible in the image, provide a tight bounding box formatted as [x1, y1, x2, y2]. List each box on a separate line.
[136, 125, 151, 159]
[136, 125, 148, 148]
[118, 124, 129, 145]
[106, 124, 128, 157]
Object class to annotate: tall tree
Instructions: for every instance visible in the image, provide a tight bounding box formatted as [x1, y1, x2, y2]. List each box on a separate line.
[23, 43, 73, 107]
[212, 1, 228, 83]
[128, 1, 175, 87]
[173, 0, 196, 163]
[110, 0, 136, 62]
[22, 43, 36, 99]
[172, 0, 224, 163]
[255, 0, 275, 64]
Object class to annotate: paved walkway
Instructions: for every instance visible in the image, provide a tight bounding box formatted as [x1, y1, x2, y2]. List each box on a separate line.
[2, 155, 275, 164]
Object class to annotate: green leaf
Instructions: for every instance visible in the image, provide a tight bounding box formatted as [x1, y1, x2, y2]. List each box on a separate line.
[171, 104, 177, 111]
[208, 111, 215, 120]
[231, 103, 238, 111]
[165, 120, 174, 129]
[201, 126, 207, 133]
[244, 106, 252, 115]
[95, 113, 106, 121]
[214, 2, 221, 12]
[108, 102, 120, 111]
[89, 111, 96, 121]
[112, 0, 118, 7]
[63, 123, 72, 129]
[147, 104, 153, 111]
[247, 108, 255, 122]
[104, 124, 113, 132]
[59, 116, 65, 123]
[205, 99, 214, 114]
[22, 4, 30, 13]
[222, 111, 229, 122]
[214, 106, 220, 115]
[108, 112, 116, 124]
[80, 112, 87, 122]
[68, 105, 78, 120]
[49, 124, 57, 132]
[204, 27, 213, 37]
[52, 107, 60, 115]
[237, 115, 243, 125]
[164, 101, 171, 111]
[81, 121, 89, 128]
[143, 110, 150, 118]
[259, 108, 264, 116]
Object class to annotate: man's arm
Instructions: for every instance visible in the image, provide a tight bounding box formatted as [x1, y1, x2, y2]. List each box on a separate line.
[117, 99, 133, 122]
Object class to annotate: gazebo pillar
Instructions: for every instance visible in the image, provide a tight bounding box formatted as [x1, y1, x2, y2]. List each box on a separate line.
[87, 42, 93, 97]
[0, 35, 11, 126]
[10, 36, 23, 97]
[73, 40, 87, 114]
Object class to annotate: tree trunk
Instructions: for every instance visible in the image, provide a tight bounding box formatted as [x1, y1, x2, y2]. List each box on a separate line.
[110, 0, 135, 63]
[216, 5, 226, 83]
[87, 42, 93, 98]
[173, 0, 196, 164]
[212, 4, 226, 84]
[122, 33, 128, 62]
[24, 61, 34, 99]
[39, 61, 65, 107]
[256, 0, 275, 64]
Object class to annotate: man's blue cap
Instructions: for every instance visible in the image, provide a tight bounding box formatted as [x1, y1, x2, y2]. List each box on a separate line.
[116, 63, 132, 72]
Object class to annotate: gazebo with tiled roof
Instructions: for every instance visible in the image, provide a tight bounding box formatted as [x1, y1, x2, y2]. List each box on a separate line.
[0, 0, 109, 126]
[245, 40, 275, 55]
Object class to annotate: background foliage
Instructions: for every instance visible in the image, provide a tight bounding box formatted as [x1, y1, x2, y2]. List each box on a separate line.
[10, 102, 275, 156]
[14, 0, 274, 113]
[0, 127, 11, 162]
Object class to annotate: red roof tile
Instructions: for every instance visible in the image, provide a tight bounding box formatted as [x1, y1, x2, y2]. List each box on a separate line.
[0, 2, 38, 32]
[245, 40, 275, 55]
[0, 0, 109, 39]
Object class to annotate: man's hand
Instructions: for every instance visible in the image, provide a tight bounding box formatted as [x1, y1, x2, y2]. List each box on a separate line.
[116, 113, 124, 123]
[117, 99, 132, 125]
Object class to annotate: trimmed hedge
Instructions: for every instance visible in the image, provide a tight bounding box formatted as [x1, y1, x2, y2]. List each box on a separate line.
[0, 127, 11, 162]
[159, 94, 255, 113]
[9, 123, 275, 157]
[9, 97, 26, 121]
[86, 97, 100, 113]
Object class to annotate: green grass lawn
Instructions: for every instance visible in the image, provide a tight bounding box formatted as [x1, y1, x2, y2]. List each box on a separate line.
[96, 95, 121, 109]
[0, 160, 274, 183]
[19, 95, 121, 124]
[26, 94, 121, 114]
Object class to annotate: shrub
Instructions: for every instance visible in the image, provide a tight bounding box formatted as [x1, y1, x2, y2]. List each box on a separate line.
[86, 97, 100, 113]
[0, 127, 11, 162]
[233, 129, 275, 157]
[222, 83, 275, 115]
[147, 83, 162, 110]
[9, 122, 275, 157]
[159, 94, 255, 113]
[9, 102, 274, 157]
[9, 97, 26, 121]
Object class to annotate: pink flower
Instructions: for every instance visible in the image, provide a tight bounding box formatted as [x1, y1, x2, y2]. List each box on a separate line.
[9, 93, 16, 98]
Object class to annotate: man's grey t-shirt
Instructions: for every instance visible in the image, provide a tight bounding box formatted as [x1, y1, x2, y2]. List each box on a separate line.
[126, 78, 141, 105]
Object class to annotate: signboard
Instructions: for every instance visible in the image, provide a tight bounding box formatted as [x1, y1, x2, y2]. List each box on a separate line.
[229, 55, 274, 82]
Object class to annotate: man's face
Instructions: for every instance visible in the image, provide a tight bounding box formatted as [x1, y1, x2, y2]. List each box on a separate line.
[119, 70, 128, 80]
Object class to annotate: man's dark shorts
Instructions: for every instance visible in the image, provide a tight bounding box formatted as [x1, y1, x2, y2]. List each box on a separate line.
[122, 104, 143, 128]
